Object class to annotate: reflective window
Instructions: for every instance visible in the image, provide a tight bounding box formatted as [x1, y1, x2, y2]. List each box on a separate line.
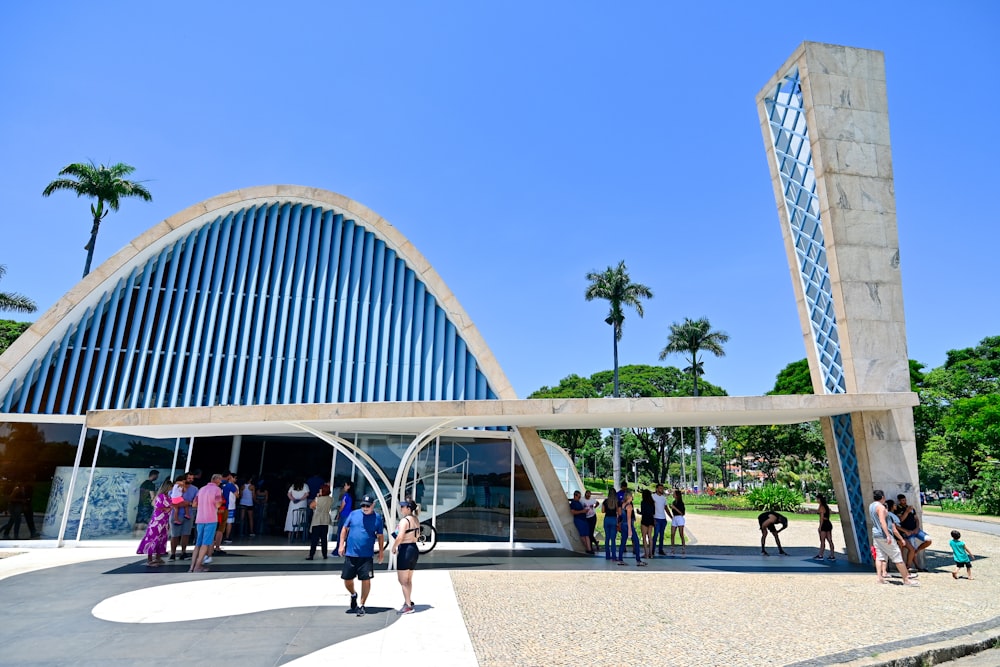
[0, 422, 83, 540]
[431, 437, 512, 542]
[513, 447, 556, 543]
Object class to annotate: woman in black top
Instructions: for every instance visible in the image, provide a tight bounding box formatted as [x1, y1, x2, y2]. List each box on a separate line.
[670, 489, 687, 557]
[814, 494, 835, 560]
[617, 490, 646, 566]
[639, 488, 655, 559]
[601, 488, 619, 561]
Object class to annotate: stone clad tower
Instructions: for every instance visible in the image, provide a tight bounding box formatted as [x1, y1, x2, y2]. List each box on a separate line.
[756, 42, 920, 563]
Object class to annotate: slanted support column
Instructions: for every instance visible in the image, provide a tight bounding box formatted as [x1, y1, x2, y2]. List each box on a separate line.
[758, 42, 920, 564]
[514, 427, 581, 551]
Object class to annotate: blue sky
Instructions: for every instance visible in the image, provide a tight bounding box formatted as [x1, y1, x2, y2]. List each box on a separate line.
[2, 2, 997, 399]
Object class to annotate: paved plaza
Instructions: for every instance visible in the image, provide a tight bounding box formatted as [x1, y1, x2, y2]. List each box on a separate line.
[1, 512, 998, 666]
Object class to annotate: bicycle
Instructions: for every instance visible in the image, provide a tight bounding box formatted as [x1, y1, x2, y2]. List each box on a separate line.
[385, 520, 437, 554]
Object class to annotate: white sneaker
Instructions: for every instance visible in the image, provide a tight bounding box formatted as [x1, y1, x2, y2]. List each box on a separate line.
[203, 556, 213, 565]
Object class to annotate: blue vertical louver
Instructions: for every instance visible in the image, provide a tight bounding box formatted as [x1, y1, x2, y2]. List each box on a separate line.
[764, 67, 868, 559]
[1, 203, 498, 413]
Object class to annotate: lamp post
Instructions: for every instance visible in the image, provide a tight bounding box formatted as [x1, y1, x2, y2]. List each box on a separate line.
[632, 458, 648, 486]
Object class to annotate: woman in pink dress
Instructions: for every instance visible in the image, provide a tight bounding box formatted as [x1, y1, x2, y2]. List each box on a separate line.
[137, 479, 174, 566]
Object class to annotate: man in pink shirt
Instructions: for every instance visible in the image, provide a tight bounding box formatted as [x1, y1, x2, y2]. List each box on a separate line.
[190, 473, 223, 572]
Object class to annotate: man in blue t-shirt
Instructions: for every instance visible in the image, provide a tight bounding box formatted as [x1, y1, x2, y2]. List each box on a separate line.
[338, 494, 385, 617]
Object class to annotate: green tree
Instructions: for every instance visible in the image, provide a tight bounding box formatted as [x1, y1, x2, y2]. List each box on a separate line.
[584, 260, 652, 488]
[770, 358, 813, 395]
[0, 320, 32, 356]
[659, 317, 729, 493]
[727, 421, 825, 481]
[598, 365, 724, 484]
[941, 394, 1000, 489]
[42, 161, 153, 277]
[530, 365, 726, 484]
[919, 435, 968, 492]
[530, 374, 603, 462]
[0, 265, 36, 314]
[916, 336, 1000, 498]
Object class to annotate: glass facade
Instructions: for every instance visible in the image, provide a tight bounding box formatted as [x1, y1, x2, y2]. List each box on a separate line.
[2, 423, 557, 545]
[1, 421, 82, 539]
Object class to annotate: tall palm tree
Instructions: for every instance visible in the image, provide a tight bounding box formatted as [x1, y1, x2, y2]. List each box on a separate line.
[0, 265, 37, 313]
[660, 317, 729, 494]
[42, 161, 153, 277]
[585, 260, 653, 488]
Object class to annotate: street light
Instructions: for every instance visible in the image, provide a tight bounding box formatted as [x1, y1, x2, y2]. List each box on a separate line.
[632, 458, 648, 485]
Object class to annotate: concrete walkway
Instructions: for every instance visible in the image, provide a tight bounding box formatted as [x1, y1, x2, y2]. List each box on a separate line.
[0, 512, 996, 666]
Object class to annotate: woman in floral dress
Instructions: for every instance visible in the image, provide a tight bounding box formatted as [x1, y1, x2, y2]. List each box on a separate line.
[137, 479, 173, 566]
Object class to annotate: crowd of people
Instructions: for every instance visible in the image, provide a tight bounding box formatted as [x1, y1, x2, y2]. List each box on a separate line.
[571, 482, 688, 564]
[568, 483, 963, 586]
[132, 469, 420, 616]
[130, 470, 974, 617]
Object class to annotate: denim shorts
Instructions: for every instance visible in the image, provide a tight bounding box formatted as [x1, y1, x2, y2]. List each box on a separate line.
[195, 522, 217, 546]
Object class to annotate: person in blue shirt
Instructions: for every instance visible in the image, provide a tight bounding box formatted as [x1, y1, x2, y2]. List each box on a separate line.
[330, 480, 355, 553]
[219, 472, 240, 546]
[338, 494, 385, 617]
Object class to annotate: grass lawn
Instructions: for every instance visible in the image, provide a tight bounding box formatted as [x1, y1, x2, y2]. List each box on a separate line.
[921, 504, 993, 517]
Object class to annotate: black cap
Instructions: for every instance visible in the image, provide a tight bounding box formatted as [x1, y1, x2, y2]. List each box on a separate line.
[360, 494, 375, 506]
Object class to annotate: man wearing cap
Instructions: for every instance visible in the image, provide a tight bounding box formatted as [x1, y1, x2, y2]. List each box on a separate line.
[338, 493, 385, 617]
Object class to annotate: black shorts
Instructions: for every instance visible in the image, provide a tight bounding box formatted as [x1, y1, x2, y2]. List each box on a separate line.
[955, 560, 972, 568]
[341, 556, 375, 580]
[396, 542, 419, 570]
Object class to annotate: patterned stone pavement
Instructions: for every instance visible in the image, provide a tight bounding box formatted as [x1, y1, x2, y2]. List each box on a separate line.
[451, 513, 1000, 667]
[0, 511, 996, 666]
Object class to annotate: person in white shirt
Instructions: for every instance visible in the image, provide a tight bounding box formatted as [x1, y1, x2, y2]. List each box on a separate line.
[582, 490, 600, 550]
[652, 484, 669, 557]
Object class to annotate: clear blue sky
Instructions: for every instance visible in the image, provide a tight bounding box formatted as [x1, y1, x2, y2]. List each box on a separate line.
[2, 2, 997, 399]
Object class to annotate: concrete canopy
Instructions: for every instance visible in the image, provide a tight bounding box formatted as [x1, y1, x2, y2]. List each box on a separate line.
[78, 392, 918, 439]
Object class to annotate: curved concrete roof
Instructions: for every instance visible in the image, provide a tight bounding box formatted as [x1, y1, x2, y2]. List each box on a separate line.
[0, 185, 515, 403]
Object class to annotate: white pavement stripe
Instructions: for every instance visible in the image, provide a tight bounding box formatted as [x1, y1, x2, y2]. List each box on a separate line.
[89, 570, 478, 665]
[285, 571, 479, 666]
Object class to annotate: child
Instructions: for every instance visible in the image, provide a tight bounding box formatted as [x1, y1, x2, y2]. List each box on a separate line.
[169, 478, 187, 525]
[949, 530, 975, 580]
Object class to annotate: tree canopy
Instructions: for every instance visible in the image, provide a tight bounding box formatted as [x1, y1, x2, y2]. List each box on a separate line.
[0, 319, 32, 356]
[0, 265, 37, 314]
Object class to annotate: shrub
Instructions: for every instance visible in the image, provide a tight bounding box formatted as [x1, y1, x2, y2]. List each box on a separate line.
[746, 484, 803, 512]
[973, 467, 1000, 516]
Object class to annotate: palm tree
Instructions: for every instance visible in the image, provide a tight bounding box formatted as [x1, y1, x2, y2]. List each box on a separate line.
[659, 317, 729, 494]
[0, 265, 37, 313]
[585, 260, 653, 488]
[42, 161, 152, 277]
